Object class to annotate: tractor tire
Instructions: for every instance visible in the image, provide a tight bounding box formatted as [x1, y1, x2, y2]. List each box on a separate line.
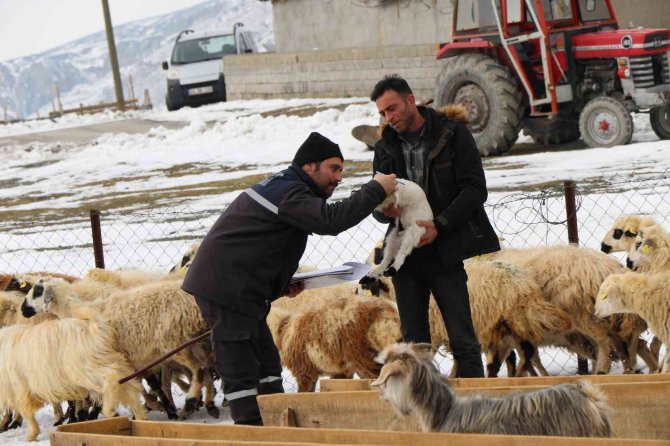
[522, 118, 580, 146]
[578, 96, 633, 148]
[434, 53, 524, 157]
[650, 105, 670, 139]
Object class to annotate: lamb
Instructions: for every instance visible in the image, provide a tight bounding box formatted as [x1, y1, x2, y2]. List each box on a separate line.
[595, 271, 670, 373]
[627, 224, 670, 273]
[371, 342, 612, 437]
[600, 214, 660, 254]
[169, 242, 200, 273]
[21, 277, 216, 420]
[481, 245, 655, 374]
[0, 317, 146, 441]
[266, 294, 402, 392]
[84, 268, 168, 289]
[367, 179, 432, 278]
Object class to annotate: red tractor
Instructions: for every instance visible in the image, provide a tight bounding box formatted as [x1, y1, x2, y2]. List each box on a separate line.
[434, 0, 670, 156]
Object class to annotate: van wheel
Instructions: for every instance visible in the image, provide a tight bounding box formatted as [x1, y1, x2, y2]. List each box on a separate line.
[579, 96, 633, 147]
[166, 96, 181, 112]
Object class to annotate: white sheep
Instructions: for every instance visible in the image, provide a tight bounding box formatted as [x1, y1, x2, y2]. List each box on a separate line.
[600, 214, 660, 254]
[267, 293, 402, 392]
[482, 245, 655, 374]
[596, 271, 670, 373]
[627, 224, 670, 273]
[368, 179, 432, 278]
[21, 277, 215, 420]
[0, 318, 146, 441]
[84, 268, 168, 289]
[371, 342, 612, 437]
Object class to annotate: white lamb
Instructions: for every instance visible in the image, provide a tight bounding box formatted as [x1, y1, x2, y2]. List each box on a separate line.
[368, 179, 432, 278]
[600, 214, 661, 254]
[0, 318, 146, 441]
[595, 271, 670, 373]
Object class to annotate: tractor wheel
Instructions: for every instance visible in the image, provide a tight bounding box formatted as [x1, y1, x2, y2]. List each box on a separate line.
[434, 53, 524, 157]
[522, 118, 580, 146]
[650, 105, 670, 139]
[579, 96, 633, 148]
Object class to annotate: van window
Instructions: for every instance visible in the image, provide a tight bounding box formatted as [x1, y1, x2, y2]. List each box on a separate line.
[171, 34, 236, 64]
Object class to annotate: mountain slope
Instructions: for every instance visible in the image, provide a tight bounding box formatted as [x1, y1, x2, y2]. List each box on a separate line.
[0, 0, 273, 119]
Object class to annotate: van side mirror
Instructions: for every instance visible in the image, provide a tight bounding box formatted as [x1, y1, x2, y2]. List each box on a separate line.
[162, 61, 169, 70]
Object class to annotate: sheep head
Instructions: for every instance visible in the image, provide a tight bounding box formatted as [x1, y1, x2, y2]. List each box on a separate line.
[370, 342, 435, 415]
[594, 274, 626, 318]
[626, 226, 663, 270]
[21, 277, 68, 317]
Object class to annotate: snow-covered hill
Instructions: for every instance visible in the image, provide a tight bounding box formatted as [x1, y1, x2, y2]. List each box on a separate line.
[0, 0, 273, 119]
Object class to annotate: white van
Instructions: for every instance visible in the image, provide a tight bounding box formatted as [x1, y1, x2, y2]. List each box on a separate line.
[162, 23, 258, 111]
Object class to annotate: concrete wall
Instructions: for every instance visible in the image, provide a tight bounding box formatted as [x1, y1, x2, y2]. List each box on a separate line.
[271, 0, 670, 53]
[224, 44, 443, 101]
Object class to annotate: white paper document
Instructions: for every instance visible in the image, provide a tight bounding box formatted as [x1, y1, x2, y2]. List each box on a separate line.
[290, 262, 371, 290]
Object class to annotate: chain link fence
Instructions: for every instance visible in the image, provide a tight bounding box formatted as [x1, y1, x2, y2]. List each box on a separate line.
[1, 171, 669, 389]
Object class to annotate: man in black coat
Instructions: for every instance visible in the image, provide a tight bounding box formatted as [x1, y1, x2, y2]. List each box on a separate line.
[182, 132, 396, 425]
[370, 74, 500, 378]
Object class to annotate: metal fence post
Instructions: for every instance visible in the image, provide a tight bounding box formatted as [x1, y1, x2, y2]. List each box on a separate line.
[89, 209, 105, 269]
[564, 180, 579, 246]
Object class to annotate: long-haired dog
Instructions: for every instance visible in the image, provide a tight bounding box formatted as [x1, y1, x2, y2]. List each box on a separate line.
[371, 343, 613, 437]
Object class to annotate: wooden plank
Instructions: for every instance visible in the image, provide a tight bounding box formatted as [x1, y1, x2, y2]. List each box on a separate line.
[55, 415, 132, 435]
[258, 382, 670, 440]
[320, 373, 670, 392]
[54, 421, 670, 446]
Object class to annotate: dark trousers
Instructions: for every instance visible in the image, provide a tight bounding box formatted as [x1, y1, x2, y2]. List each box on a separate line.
[195, 296, 284, 425]
[391, 246, 484, 378]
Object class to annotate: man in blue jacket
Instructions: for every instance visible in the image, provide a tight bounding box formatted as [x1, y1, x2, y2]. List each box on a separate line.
[371, 74, 500, 378]
[182, 132, 396, 425]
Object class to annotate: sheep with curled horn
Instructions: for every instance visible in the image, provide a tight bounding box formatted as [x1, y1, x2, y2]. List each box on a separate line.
[371, 342, 613, 437]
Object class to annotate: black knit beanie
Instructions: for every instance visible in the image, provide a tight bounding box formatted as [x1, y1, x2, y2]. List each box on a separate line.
[293, 132, 344, 166]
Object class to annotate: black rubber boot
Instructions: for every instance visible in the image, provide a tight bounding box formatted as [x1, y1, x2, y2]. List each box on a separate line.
[228, 395, 263, 426]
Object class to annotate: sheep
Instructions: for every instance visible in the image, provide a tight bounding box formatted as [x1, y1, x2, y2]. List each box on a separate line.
[21, 277, 216, 420]
[481, 245, 655, 374]
[266, 294, 402, 392]
[371, 342, 612, 437]
[596, 271, 670, 373]
[600, 214, 661, 254]
[367, 179, 432, 278]
[169, 242, 200, 273]
[84, 268, 168, 289]
[0, 317, 146, 441]
[627, 225, 670, 273]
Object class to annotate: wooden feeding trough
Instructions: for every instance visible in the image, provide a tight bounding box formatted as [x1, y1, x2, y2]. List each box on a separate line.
[259, 376, 670, 440]
[51, 417, 670, 446]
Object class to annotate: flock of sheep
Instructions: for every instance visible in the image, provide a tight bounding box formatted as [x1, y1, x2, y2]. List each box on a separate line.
[0, 213, 669, 441]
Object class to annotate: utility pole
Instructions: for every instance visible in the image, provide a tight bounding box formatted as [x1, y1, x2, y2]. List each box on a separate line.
[101, 0, 125, 111]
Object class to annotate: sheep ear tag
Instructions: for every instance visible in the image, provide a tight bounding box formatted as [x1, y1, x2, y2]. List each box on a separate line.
[641, 244, 651, 254]
[599, 292, 608, 300]
[20, 281, 27, 288]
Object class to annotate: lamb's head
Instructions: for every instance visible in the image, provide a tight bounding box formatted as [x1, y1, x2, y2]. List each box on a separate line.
[4, 276, 33, 294]
[626, 226, 664, 270]
[594, 274, 627, 318]
[21, 277, 68, 318]
[169, 242, 200, 273]
[601, 214, 647, 254]
[370, 342, 435, 415]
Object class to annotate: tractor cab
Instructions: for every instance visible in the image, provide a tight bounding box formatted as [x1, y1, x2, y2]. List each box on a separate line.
[434, 0, 670, 155]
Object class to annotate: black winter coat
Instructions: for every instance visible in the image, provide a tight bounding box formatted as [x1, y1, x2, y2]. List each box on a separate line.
[372, 106, 500, 265]
[182, 163, 387, 318]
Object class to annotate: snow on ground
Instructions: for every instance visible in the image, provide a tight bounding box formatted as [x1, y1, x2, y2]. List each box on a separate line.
[0, 98, 668, 444]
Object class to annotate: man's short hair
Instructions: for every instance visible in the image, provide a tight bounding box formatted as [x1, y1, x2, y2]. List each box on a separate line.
[370, 74, 413, 102]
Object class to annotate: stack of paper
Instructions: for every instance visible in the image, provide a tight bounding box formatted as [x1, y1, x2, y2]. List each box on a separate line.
[290, 262, 371, 290]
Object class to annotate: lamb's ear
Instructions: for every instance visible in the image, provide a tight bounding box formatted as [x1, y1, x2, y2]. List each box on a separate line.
[641, 238, 655, 253]
[43, 285, 56, 310]
[370, 360, 405, 387]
